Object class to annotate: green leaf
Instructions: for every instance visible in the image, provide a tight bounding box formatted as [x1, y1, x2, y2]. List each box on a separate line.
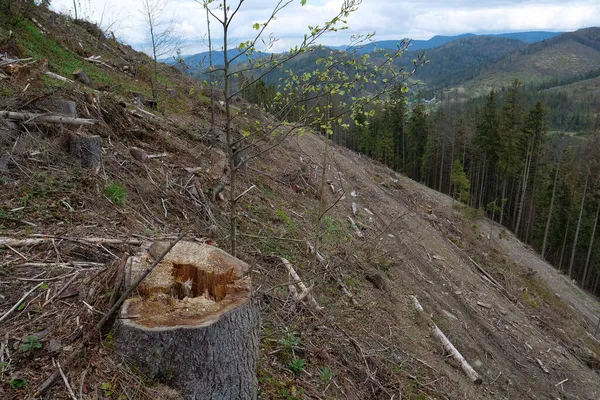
[40, 283, 48, 290]
[17, 302, 24, 311]
[301, 0, 307, 5]
[253, 23, 260, 30]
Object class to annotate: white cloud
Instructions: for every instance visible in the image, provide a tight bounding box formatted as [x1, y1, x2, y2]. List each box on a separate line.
[50, 0, 600, 56]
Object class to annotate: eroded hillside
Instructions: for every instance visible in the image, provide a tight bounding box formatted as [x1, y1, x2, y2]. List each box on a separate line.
[0, 5, 599, 400]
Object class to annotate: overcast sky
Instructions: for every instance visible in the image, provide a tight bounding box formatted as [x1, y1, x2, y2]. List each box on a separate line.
[50, 0, 600, 55]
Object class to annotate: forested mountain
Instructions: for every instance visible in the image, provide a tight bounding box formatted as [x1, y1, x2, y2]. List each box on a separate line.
[460, 28, 600, 95]
[398, 36, 528, 88]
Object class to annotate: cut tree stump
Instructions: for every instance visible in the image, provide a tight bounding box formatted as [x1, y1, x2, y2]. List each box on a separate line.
[73, 69, 91, 85]
[210, 148, 227, 180]
[114, 241, 259, 400]
[35, 98, 78, 118]
[69, 132, 102, 169]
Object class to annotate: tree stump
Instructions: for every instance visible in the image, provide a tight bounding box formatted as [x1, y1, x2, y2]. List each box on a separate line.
[36, 98, 78, 118]
[69, 132, 102, 169]
[114, 241, 259, 400]
[209, 149, 227, 181]
[72, 69, 91, 85]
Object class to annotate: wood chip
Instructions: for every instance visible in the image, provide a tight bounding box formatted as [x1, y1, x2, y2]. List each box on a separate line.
[477, 301, 492, 309]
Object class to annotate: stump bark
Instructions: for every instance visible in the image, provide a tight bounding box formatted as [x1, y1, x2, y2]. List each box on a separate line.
[73, 69, 91, 85]
[114, 241, 259, 400]
[69, 133, 102, 169]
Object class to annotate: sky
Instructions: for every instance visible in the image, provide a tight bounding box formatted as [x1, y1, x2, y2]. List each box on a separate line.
[50, 0, 600, 56]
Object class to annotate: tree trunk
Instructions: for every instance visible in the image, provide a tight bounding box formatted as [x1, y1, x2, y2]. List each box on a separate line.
[542, 154, 561, 259]
[515, 137, 533, 237]
[115, 240, 259, 400]
[568, 172, 589, 280]
[206, 3, 215, 141]
[558, 217, 571, 272]
[0, 111, 95, 125]
[69, 132, 102, 169]
[479, 158, 487, 209]
[512, 178, 521, 231]
[438, 139, 444, 193]
[500, 178, 507, 226]
[581, 201, 600, 287]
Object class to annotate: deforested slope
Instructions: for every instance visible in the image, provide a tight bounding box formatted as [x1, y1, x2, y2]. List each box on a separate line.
[0, 4, 599, 400]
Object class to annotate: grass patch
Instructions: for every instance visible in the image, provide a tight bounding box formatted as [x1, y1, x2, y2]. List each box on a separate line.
[104, 182, 127, 206]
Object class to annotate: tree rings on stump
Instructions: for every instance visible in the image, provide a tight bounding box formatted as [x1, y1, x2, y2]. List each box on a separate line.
[114, 241, 259, 400]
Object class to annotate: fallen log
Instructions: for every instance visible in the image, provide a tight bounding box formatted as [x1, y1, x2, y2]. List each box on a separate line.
[0, 111, 95, 125]
[347, 216, 363, 238]
[280, 257, 323, 311]
[113, 239, 259, 399]
[0, 282, 45, 323]
[410, 295, 482, 385]
[44, 71, 74, 83]
[0, 236, 143, 248]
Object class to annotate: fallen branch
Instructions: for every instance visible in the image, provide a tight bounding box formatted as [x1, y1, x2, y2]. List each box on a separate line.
[536, 358, 549, 374]
[555, 378, 568, 387]
[0, 282, 45, 323]
[97, 231, 187, 330]
[347, 216, 363, 238]
[306, 241, 325, 264]
[280, 257, 323, 311]
[43, 273, 79, 307]
[15, 262, 105, 269]
[0, 236, 143, 248]
[129, 107, 162, 120]
[56, 360, 77, 400]
[410, 295, 482, 385]
[235, 184, 257, 202]
[83, 55, 114, 70]
[109, 253, 129, 308]
[0, 111, 95, 126]
[446, 238, 504, 291]
[337, 276, 357, 305]
[44, 71, 74, 83]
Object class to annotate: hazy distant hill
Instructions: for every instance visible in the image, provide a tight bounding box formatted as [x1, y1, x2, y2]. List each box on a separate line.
[328, 31, 561, 54]
[176, 31, 562, 70]
[173, 49, 271, 70]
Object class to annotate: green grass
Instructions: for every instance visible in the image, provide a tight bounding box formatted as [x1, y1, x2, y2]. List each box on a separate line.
[12, 19, 152, 94]
[104, 182, 127, 206]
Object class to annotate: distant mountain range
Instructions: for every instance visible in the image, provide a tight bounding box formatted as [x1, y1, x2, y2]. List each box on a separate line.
[326, 31, 563, 53]
[175, 28, 600, 106]
[174, 31, 563, 69]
